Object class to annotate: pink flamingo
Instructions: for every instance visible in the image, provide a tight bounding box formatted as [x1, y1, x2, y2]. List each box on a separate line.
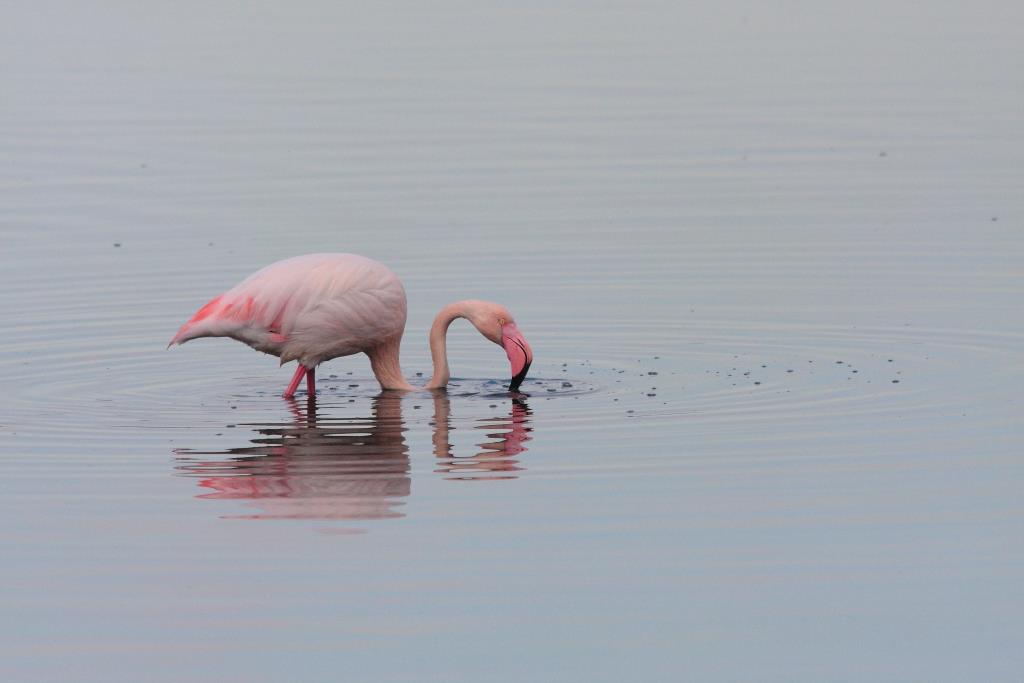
[169, 253, 533, 397]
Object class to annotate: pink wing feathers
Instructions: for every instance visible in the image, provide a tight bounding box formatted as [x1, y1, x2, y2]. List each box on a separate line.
[168, 290, 288, 350]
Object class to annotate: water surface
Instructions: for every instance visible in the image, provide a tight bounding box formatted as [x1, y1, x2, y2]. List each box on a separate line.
[2, 1, 1023, 681]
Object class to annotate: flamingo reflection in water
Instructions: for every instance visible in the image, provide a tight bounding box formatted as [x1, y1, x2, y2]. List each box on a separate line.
[174, 395, 532, 522]
[431, 394, 532, 481]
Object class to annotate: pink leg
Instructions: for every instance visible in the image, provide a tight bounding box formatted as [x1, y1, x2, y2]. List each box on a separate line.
[306, 366, 316, 397]
[284, 364, 306, 398]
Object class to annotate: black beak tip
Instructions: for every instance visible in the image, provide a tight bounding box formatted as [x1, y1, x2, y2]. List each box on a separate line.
[508, 360, 532, 393]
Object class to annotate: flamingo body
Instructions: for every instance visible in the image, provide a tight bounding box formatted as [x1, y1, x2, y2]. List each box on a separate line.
[171, 254, 407, 368]
[170, 253, 533, 396]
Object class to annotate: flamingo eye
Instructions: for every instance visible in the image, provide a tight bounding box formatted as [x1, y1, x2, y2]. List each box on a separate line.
[498, 317, 506, 326]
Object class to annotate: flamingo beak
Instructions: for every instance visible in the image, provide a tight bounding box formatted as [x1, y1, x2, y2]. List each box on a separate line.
[501, 323, 533, 392]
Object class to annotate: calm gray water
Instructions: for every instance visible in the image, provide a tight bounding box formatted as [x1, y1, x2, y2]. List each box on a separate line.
[2, 1, 1023, 680]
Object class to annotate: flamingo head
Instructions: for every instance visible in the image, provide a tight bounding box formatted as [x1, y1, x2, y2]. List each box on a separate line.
[463, 301, 534, 392]
[500, 321, 533, 392]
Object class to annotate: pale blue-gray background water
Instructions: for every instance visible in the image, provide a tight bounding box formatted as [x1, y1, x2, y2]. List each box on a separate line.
[2, 1, 1022, 681]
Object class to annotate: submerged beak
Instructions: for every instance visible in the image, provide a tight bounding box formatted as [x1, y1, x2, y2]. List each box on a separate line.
[501, 323, 533, 392]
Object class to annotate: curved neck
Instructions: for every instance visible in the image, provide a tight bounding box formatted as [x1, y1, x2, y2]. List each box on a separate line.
[367, 302, 466, 391]
[367, 336, 416, 391]
[425, 302, 467, 389]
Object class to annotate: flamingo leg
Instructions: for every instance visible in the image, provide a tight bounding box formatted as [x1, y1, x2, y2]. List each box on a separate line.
[284, 364, 306, 398]
[306, 366, 316, 397]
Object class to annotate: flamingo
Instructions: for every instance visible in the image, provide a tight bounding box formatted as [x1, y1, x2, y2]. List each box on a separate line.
[169, 253, 533, 397]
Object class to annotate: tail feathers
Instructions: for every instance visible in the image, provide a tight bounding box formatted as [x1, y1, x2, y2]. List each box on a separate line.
[168, 322, 207, 347]
[168, 294, 226, 347]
